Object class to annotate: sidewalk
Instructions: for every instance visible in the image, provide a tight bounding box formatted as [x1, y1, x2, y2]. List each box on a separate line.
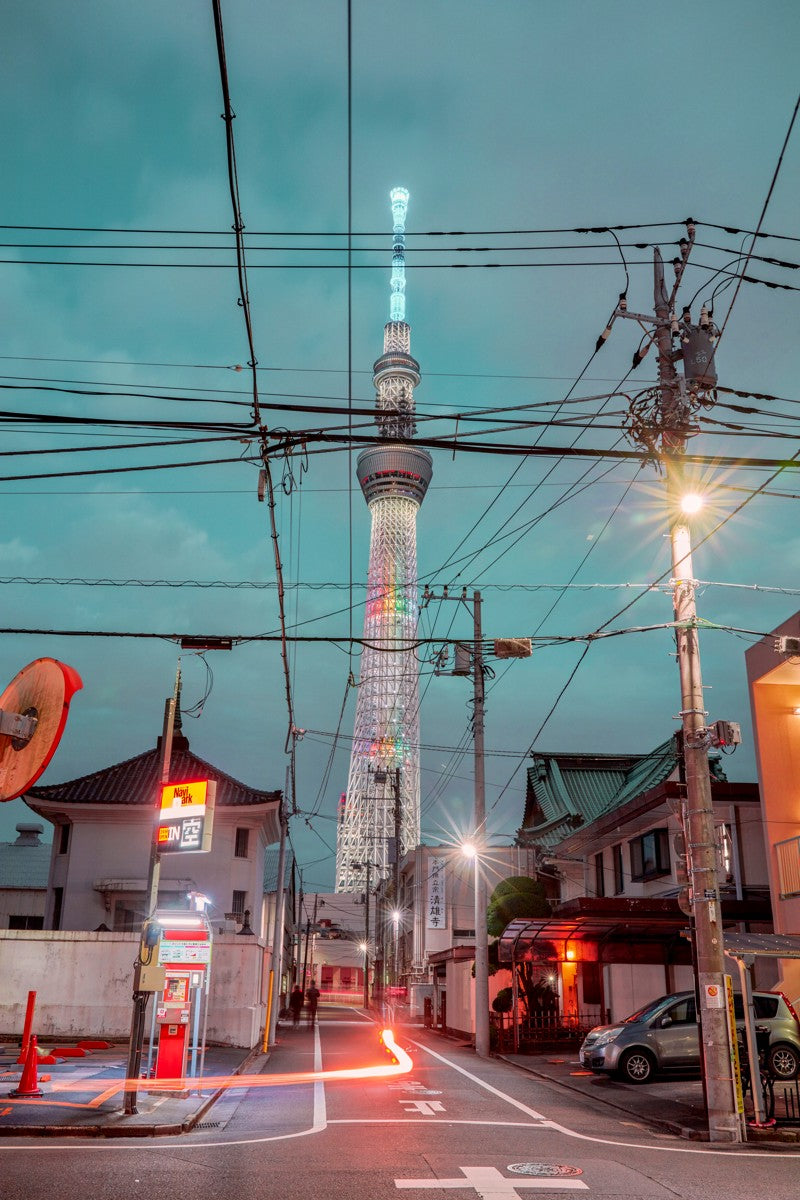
[0, 1041, 260, 1138]
[498, 1049, 800, 1145]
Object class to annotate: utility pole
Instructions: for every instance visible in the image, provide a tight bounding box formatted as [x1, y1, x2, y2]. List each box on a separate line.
[393, 767, 401, 988]
[422, 588, 532, 1058]
[266, 775, 289, 1050]
[124, 666, 180, 1115]
[608, 228, 741, 1142]
[654, 247, 739, 1144]
[364, 860, 371, 1009]
[471, 591, 490, 1059]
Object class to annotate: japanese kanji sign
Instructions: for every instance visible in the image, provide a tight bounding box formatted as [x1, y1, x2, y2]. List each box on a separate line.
[427, 856, 446, 929]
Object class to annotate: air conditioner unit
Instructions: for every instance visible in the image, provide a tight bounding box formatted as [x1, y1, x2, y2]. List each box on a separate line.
[775, 636, 800, 655]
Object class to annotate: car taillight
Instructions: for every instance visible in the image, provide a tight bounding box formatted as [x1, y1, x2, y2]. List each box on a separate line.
[776, 990, 800, 1028]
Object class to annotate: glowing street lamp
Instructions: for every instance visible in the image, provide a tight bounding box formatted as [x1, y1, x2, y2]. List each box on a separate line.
[680, 491, 704, 515]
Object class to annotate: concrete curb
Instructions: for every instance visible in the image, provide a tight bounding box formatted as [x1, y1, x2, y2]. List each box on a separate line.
[496, 1053, 701, 1141]
[497, 1054, 800, 1146]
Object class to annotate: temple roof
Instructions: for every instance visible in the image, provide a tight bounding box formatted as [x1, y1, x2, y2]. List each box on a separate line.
[27, 738, 280, 811]
[518, 739, 680, 850]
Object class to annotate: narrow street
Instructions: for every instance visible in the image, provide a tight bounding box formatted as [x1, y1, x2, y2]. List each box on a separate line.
[1, 1010, 798, 1200]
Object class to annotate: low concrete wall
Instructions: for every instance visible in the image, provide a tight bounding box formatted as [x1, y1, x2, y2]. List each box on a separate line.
[0, 930, 271, 1048]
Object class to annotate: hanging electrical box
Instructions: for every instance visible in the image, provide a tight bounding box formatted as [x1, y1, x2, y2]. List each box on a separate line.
[681, 328, 717, 391]
[453, 644, 472, 676]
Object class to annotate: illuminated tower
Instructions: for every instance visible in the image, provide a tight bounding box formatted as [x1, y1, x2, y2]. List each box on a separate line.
[336, 188, 433, 893]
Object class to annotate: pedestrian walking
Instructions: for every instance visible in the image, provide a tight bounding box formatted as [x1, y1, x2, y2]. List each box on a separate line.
[288, 984, 304, 1029]
[306, 982, 320, 1028]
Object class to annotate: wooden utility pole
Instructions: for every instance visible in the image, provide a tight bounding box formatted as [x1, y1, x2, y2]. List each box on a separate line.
[653, 246, 740, 1143]
[472, 591, 490, 1059]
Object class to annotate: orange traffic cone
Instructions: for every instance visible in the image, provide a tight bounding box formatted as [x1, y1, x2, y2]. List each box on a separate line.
[9, 1034, 43, 1097]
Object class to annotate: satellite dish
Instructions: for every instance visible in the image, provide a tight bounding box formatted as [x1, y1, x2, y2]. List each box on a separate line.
[0, 658, 83, 802]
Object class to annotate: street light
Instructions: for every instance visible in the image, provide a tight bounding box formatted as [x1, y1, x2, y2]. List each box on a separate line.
[680, 491, 704, 515]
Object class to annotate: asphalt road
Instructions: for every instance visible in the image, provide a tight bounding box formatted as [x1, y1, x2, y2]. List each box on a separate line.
[1, 1008, 798, 1200]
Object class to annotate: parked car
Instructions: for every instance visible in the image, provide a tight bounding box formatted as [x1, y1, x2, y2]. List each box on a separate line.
[579, 989, 800, 1084]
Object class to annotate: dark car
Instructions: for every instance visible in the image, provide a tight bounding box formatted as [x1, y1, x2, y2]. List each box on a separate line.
[579, 989, 800, 1084]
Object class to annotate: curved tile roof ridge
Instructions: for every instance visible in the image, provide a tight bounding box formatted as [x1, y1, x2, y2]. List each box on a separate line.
[27, 742, 280, 808]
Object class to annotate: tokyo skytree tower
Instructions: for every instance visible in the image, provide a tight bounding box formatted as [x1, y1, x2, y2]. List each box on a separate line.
[335, 188, 433, 893]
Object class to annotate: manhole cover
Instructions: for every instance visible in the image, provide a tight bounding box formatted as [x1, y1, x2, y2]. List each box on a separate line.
[507, 1164, 583, 1178]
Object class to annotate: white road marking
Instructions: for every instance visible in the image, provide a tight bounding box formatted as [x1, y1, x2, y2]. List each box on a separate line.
[409, 1038, 550, 1123]
[388, 1081, 442, 1094]
[312, 1022, 326, 1132]
[399, 1099, 445, 1114]
[395, 1165, 587, 1195]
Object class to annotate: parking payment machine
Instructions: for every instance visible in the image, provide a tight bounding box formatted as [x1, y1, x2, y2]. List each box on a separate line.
[154, 914, 212, 1082]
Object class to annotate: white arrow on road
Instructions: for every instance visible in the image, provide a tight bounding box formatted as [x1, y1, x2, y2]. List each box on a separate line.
[399, 1099, 446, 1115]
[395, 1166, 587, 1196]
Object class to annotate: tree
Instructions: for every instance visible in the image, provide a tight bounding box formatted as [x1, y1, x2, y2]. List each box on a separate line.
[486, 876, 558, 1022]
[486, 875, 549, 937]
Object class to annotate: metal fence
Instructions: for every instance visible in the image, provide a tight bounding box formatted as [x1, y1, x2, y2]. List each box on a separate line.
[490, 1010, 598, 1053]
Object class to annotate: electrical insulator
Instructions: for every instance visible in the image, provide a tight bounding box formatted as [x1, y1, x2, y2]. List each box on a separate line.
[700, 305, 710, 328]
[670, 312, 680, 337]
[686, 217, 696, 238]
[631, 343, 650, 369]
[682, 305, 691, 323]
[679, 237, 689, 258]
[595, 326, 612, 352]
[618, 293, 627, 312]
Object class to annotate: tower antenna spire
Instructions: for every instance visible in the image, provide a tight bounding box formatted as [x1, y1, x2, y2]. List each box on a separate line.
[389, 186, 409, 322]
[336, 186, 432, 894]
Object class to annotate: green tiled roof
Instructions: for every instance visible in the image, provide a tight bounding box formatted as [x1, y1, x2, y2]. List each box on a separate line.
[519, 738, 679, 850]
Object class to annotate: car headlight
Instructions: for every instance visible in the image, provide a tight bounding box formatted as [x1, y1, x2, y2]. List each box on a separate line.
[589, 1026, 625, 1048]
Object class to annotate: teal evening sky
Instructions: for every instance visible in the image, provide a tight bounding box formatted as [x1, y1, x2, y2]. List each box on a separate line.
[0, 2, 798, 891]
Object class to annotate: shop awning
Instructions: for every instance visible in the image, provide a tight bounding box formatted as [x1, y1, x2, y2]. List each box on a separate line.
[498, 896, 772, 967]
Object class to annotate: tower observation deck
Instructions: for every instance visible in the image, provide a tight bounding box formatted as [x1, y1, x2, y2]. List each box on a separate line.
[336, 188, 432, 894]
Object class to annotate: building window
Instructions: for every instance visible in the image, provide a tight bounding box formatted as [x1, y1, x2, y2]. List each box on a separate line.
[51, 887, 63, 931]
[58, 823, 71, 855]
[593, 851, 605, 898]
[234, 827, 250, 858]
[8, 915, 44, 930]
[629, 828, 670, 881]
[776, 835, 800, 898]
[231, 890, 247, 919]
[612, 843, 624, 894]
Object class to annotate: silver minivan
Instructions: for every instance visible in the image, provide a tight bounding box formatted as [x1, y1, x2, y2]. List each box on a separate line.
[579, 990, 800, 1083]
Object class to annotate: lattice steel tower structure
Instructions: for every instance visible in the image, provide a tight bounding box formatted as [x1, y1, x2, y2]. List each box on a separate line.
[336, 188, 433, 893]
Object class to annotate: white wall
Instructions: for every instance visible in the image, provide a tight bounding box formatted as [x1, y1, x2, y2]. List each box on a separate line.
[0, 930, 272, 1048]
[39, 803, 276, 936]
